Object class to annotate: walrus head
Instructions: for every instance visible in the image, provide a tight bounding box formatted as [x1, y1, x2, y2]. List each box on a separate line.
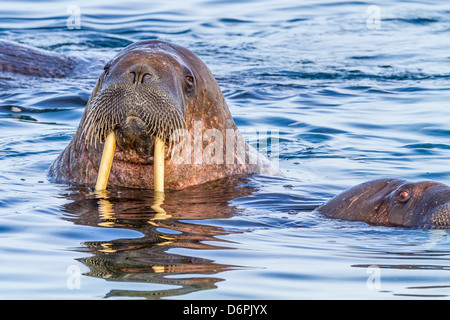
[315, 179, 450, 228]
[82, 42, 190, 163]
[49, 40, 275, 189]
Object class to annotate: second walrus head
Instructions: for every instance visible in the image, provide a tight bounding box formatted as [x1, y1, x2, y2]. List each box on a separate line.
[315, 178, 450, 228]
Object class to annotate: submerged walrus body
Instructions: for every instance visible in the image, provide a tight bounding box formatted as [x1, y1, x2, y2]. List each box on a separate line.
[42, 40, 276, 189]
[0, 39, 76, 78]
[315, 179, 450, 228]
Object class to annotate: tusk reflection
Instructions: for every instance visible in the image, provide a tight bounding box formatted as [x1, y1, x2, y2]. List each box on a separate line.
[150, 191, 172, 221]
[62, 177, 255, 299]
[94, 189, 117, 229]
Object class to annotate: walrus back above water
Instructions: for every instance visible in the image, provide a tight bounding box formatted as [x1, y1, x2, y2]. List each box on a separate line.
[0, 39, 75, 78]
[45, 40, 278, 189]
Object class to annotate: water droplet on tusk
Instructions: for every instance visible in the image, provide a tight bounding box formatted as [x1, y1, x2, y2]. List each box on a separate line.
[95, 131, 116, 191]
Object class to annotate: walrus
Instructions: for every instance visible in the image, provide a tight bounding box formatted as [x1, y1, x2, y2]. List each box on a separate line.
[46, 40, 277, 190]
[314, 179, 450, 228]
[0, 39, 76, 78]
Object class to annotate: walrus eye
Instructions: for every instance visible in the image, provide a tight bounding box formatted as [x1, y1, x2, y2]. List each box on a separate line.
[185, 74, 195, 91]
[398, 190, 410, 203]
[103, 61, 112, 77]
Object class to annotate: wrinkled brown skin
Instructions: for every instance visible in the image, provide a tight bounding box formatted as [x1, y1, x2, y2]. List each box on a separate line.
[315, 179, 450, 228]
[46, 40, 277, 189]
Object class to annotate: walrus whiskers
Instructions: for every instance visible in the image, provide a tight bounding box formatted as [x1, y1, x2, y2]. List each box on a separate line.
[81, 83, 184, 149]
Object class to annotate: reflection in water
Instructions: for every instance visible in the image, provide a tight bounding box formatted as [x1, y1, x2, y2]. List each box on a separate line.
[61, 177, 256, 299]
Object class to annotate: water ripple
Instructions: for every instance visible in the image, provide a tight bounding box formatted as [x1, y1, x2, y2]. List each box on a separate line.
[1, 0, 450, 300]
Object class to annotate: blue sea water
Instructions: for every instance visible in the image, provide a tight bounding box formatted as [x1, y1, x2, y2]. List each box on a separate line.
[1, 0, 450, 299]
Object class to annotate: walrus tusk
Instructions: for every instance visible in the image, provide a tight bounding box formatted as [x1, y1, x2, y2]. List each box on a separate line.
[154, 136, 165, 192]
[95, 131, 116, 191]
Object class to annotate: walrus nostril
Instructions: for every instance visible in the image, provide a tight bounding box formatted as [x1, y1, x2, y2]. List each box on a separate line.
[141, 73, 151, 84]
[130, 71, 136, 83]
[128, 65, 153, 84]
[130, 71, 151, 84]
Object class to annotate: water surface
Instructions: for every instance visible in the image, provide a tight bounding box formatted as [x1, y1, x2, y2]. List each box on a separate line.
[1, 0, 450, 299]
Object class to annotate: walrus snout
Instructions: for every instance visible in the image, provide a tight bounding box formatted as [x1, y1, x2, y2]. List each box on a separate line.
[80, 46, 188, 167]
[82, 82, 185, 150]
[428, 202, 450, 227]
[114, 114, 156, 163]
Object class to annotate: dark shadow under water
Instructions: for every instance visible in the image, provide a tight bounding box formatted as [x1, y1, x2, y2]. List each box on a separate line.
[60, 177, 259, 299]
